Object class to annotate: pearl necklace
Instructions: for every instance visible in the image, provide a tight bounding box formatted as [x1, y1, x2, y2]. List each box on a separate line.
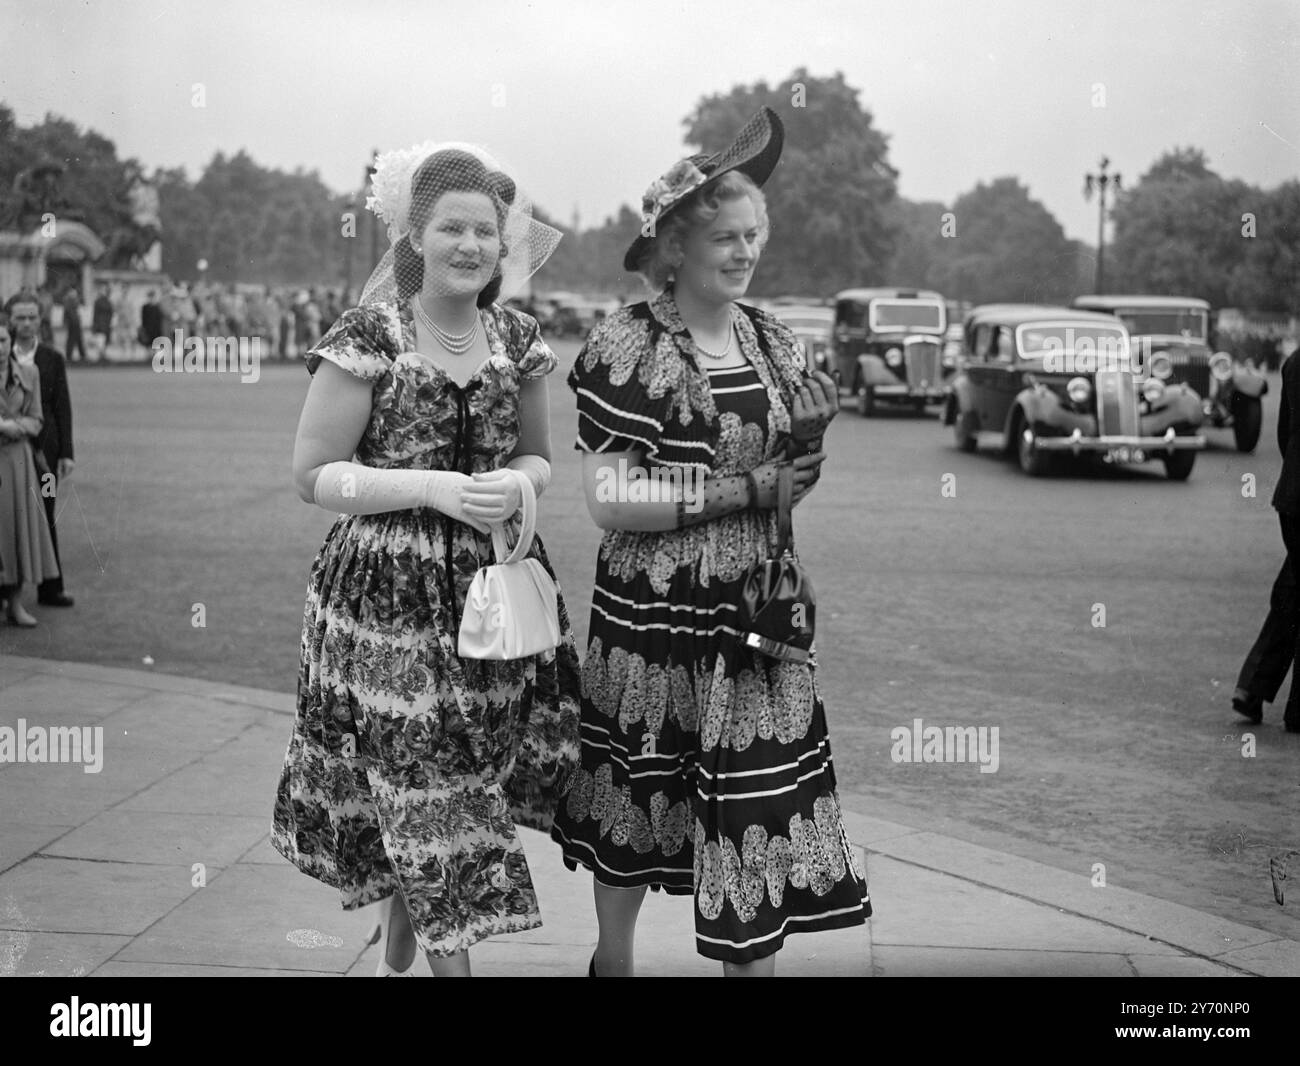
[414, 296, 479, 355]
[695, 325, 734, 360]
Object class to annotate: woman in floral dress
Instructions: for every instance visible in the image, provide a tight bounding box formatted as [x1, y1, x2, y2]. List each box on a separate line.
[551, 108, 870, 975]
[272, 144, 580, 977]
[0, 312, 59, 627]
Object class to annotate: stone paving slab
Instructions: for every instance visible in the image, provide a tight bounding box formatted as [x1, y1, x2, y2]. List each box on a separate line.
[43, 811, 269, 867]
[0, 654, 295, 716]
[867, 831, 1283, 960]
[93, 961, 338, 977]
[867, 856, 1182, 955]
[0, 856, 201, 935]
[0, 674, 147, 727]
[0, 931, 131, 977]
[111, 864, 359, 973]
[117, 723, 287, 817]
[0, 822, 76, 875]
[873, 946, 1137, 977]
[0, 749, 203, 823]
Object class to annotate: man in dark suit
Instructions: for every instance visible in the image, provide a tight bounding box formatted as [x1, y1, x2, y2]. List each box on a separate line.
[1237, 351, 1300, 730]
[8, 297, 75, 607]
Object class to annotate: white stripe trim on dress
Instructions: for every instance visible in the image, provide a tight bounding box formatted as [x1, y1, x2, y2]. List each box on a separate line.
[694, 903, 867, 950]
[552, 825, 693, 879]
[576, 387, 664, 430]
[592, 602, 746, 638]
[596, 588, 739, 616]
[696, 742, 829, 781]
[697, 763, 830, 801]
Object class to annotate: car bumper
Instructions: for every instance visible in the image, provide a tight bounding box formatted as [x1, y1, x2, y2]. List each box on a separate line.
[871, 383, 948, 402]
[1034, 427, 1206, 454]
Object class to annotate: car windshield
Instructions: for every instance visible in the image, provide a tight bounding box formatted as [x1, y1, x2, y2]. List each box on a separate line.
[1019, 323, 1130, 367]
[1116, 309, 1206, 340]
[870, 300, 944, 331]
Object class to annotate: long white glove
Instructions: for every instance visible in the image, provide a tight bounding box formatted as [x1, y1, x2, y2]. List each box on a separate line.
[312, 460, 491, 533]
[462, 455, 551, 525]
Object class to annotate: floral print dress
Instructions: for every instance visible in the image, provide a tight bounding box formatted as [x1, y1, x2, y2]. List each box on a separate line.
[551, 290, 870, 964]
[271, 300, 581, 959]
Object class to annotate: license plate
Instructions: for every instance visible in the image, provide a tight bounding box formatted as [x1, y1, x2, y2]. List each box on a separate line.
[1103, 446, 1146, 464]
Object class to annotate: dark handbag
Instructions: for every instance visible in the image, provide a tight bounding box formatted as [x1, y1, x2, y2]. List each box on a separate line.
[739, 463, 815, 663]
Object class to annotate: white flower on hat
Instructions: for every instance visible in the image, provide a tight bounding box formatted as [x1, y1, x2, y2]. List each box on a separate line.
[365, 140, 500, 245]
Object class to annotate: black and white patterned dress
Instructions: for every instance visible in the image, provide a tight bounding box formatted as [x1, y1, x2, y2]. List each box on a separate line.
[271, 300, 581, 958]
[551, 289, 870, 964]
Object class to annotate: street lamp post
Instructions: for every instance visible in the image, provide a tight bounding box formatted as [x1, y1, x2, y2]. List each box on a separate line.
[1083, 157, 1121, 294]
[366, 149, 379, 277]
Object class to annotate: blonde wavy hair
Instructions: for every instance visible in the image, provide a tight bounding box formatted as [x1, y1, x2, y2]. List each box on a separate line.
[634, 171, 770, 292]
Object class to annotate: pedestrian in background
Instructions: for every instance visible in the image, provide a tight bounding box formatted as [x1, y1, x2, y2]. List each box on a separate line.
[7, 297, 76, 609]
[0, 311, 60, 626]
[91, 283, 113, 361]
[1238, 346, 1300, 732]
[62, 286, 86, 363]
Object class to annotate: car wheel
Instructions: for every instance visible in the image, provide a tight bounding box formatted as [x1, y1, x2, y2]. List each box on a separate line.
[955, 409, 978, 453]
[1163, 450, 1196, 481]
[856, 385, 875, 417]
[1231, 396, 1263, 453]
[1017, 422, 1051, 476]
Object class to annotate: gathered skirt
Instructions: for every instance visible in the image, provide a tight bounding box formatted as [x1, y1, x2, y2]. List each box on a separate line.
[271, 508, 581, 958]
[551, 508, 870, 964]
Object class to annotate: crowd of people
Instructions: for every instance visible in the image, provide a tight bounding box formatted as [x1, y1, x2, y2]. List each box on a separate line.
[4, 280, 357, 364]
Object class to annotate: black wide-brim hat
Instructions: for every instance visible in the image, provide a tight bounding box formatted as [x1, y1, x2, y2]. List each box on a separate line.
[623, 106, 785, 273]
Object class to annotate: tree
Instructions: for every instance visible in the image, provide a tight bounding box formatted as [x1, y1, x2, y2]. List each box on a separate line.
[682, 69, 898, 296]
[1109, 148, 1257, 308]
[0, 104, 153, 268]
[925, 178, 1080, 305]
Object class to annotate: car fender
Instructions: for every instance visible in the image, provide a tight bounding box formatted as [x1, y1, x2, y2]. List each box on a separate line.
[945, 372, 977, 424]
[1232, 365, 1267, 399]
[1015, 384, 1061, 429]
[1160, 385, 1206, 427]
[857, 353, 896, 388]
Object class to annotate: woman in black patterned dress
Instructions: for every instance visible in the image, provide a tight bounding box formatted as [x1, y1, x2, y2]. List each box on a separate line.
[551, 108, 870, 975]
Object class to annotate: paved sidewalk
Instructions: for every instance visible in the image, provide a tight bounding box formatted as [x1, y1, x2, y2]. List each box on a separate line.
[1, 654, 1295, 977]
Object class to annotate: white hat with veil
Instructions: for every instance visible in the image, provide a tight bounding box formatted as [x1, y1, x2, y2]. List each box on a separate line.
[360, 140, 561, 308]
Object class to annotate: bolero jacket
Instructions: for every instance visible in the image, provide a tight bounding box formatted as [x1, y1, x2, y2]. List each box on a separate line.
[568, 288, 809, 473]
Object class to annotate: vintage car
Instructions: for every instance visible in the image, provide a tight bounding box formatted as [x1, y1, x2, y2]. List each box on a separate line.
[943, 304, 1206, 479]
[1073, 294, 1267, 452]
[832, 287, 953, 415]
[769, 303, 833, 371]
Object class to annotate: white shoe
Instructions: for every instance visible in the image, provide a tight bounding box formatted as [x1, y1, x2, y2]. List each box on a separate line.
[364, 896, 418, 977]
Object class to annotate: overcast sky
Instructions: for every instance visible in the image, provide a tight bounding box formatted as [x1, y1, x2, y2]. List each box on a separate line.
[1, 0, 1295, 246]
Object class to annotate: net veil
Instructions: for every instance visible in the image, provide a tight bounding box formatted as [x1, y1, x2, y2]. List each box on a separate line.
[361, 141, 561, 308]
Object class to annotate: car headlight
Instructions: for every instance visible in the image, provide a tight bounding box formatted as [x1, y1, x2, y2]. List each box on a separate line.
[1067, 376, 1092, 404]
[1142, 377, 1166, 403]
[885, 347, 903, 368]
[1210, 352, 1233, 381]
[1149, 352, 1173, 380]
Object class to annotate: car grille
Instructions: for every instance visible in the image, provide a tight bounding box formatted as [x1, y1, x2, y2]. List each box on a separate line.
[1095, 370, 1139, 437]
[904, 340, 941, 389]
[1166, 352, 1210, 398]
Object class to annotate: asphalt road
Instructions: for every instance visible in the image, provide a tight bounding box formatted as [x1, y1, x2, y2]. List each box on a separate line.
[2, 337, 1295, 942]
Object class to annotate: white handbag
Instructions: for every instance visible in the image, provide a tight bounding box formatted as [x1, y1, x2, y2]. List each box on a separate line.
[457, 472, 561, 660]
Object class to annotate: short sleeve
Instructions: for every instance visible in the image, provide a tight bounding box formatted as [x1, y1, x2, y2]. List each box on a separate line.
[508, 312, 559, 380]
[567, 315, 672, 457]
[304, 305, 395, 381]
